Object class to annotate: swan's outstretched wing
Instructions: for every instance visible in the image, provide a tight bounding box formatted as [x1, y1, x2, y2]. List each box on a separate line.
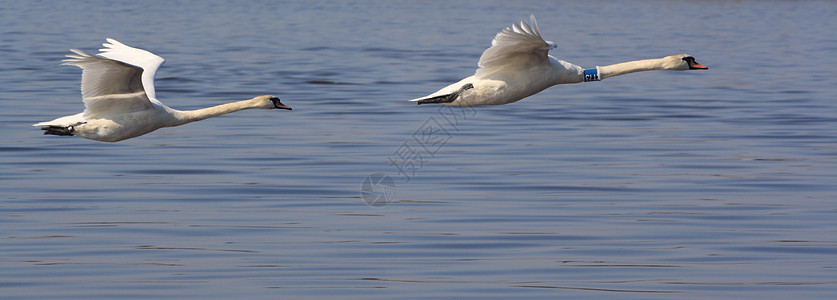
[97, 38, 165, 101]
[476, 15, 555, 77]
[62, 39, 164, 118]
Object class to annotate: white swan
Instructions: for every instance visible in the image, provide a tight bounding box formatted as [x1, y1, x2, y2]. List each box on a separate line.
[410, 15, 708, 106]
[34, 38, 292, 142]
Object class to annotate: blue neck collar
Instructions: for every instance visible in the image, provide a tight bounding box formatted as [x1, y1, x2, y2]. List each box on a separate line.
[583, 68, 600, 82]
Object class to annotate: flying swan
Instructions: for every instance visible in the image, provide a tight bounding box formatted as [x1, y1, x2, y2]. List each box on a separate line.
[34, 38, 292, 142]
[410, 15, 708, 106]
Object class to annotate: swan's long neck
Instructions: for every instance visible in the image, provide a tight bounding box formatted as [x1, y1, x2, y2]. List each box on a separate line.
[596, 58, 674, 80]
[169, 98, 265, 126]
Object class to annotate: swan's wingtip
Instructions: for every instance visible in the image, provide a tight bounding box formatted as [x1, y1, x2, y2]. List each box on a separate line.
[101, 38, 126, 52]
[62, 49, 92, 65]
[104, 38, 121, 46]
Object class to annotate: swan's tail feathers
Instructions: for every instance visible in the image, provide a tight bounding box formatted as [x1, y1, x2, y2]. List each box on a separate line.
[412, 83, 474, 105]
[40, 125, 76, 136]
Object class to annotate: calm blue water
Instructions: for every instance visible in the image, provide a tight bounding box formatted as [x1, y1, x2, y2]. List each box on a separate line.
[2, 0, 837, 298]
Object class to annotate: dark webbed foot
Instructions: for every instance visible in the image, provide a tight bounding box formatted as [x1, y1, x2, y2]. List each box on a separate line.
[41, 125, 75, 136]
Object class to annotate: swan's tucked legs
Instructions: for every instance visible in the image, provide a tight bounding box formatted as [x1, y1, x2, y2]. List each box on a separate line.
[42, 125, 77, 136]
[416, 83, 474, 105]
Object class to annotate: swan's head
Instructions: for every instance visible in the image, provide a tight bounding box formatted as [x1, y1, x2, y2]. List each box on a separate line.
[665, 54, 709, 71]
[254, 95, 292, 110]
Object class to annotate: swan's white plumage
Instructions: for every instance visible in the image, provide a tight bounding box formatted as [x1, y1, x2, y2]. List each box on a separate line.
[35, 38, 290, 142]
[410, 15, 707, 106]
